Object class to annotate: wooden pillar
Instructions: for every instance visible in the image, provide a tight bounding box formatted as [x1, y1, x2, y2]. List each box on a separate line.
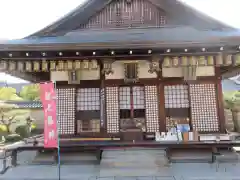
[215, 67, 226, 133]
[158, 83, 166, 132]
[99, 61, 106, 133]
[158, 64, 166, 132]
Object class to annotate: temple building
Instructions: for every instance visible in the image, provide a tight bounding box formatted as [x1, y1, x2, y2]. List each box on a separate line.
[0, 0, 240, 143]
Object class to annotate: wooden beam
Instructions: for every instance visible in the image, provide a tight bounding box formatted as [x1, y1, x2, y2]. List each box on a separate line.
[215, 67, 226, 133]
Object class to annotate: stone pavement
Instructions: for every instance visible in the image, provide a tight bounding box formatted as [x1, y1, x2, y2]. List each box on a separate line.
[1, 150, 240, 180]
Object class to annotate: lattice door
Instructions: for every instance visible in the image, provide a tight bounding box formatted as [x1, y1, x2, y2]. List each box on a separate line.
[106, 87, 119, 133]
[189, 84, 219, 132]
[57, 88, 75, 134]
[145, 85, 159, 132]
[76, 88, 100, 133]
[164, 85, 190, 130]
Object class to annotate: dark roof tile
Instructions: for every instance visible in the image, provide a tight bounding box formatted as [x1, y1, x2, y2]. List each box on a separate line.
[2, 27, 240, 46]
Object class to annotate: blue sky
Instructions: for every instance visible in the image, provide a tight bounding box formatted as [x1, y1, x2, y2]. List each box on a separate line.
[0, 0, 239, 83]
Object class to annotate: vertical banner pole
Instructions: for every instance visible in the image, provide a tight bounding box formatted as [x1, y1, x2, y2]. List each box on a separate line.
[53, 81, 61, 180]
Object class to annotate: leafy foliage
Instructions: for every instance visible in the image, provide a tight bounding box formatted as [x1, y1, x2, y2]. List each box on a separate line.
[0, 102, 30, 133]
[0, 87, 23, 101]
[15, 125, 30, 138]
[223, 91, 240, 111]
[20, 84, 40, 101]
[5, 134, 22, 143]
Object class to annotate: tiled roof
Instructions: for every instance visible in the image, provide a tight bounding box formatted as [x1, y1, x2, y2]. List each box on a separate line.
[2, 27, 240, 46]
[0, 82, 30, 93]
[5, 101, 42, 109]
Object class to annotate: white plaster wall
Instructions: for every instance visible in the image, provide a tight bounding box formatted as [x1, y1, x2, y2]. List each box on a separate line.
[77, 69, 100, 80]
[196, 66, 215, 76]
[162, 66, 215, 77]
[51, 71, 69, 81]
[50, 69, 100, 81]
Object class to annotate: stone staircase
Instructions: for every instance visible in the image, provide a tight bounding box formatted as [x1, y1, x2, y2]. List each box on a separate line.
[99, 148, 168, 177]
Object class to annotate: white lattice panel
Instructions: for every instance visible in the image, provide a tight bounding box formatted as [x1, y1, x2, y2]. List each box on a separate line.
[57, 88, 75, 134]
[76, 88, 100, 110]
[164, 85, 189, 108]
[119, 87, 131, 109]
[189, 84, 219, 132]
[145, 86, 159, 132]
[133, 86, 145, 109]
[106, 87, 119, 133]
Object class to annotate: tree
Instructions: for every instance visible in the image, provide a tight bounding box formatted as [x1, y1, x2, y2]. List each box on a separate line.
[0, 87, 23, 101]
[20, 84, 40, 101]
[0, 101, 30, 134]
[224, 91, 240, 132]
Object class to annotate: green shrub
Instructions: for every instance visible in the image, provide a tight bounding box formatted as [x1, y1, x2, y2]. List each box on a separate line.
[0, 129, 8, 137]
[5, 134, 22, 143]
[15, 125, 30, 138]
[30, 128, 43, 136]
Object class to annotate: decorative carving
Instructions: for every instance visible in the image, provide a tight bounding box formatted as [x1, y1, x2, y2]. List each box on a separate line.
[102, 59, 114, 75]
[148, 57, 160, 74]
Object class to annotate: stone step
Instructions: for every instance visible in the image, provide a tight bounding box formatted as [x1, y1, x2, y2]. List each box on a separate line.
[32, 151, 98, 165]
[215, 150, 239, 162]
[170, 149, 213, 163]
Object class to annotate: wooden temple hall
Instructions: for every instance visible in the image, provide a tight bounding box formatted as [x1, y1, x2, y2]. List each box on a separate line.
[0, 0, 240, 142]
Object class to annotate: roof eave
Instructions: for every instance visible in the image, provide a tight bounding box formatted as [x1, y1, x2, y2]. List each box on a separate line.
[0, 38, 239, 51]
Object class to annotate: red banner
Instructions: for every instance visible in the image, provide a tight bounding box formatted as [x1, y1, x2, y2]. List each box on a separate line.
[40, 82, 58, 148]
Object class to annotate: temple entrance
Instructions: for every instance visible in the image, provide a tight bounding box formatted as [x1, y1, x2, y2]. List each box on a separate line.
[119, 86, 146, 141]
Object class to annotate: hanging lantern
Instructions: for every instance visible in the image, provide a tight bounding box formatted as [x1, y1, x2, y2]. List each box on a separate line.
[224, 54, 232, 66]
[235, 54, 240, 65]
[25, 61, 32, 71]
[82, 60, 89, 69]
[42, 61, 49, 71]
[9, 61, 16, 71]
[216, 54, 223, 66]
[57, 61, 64, 71]
[66, 60, 73, 70]
[90, 60, 98, 69]
[198, 56, 206, 66]
[50, 61, 56, 71]
[172, 57, 179, 67]
[17, 61, 24, 71]
[33, 61, 40, 71]
[207, 56, 214, 66]
[75, 60, 81, 70]
[163, 57, 171, 67]
[189, 56, 197, 66]
[0, 60, 8, 71]
[181, 56, 188, 66]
